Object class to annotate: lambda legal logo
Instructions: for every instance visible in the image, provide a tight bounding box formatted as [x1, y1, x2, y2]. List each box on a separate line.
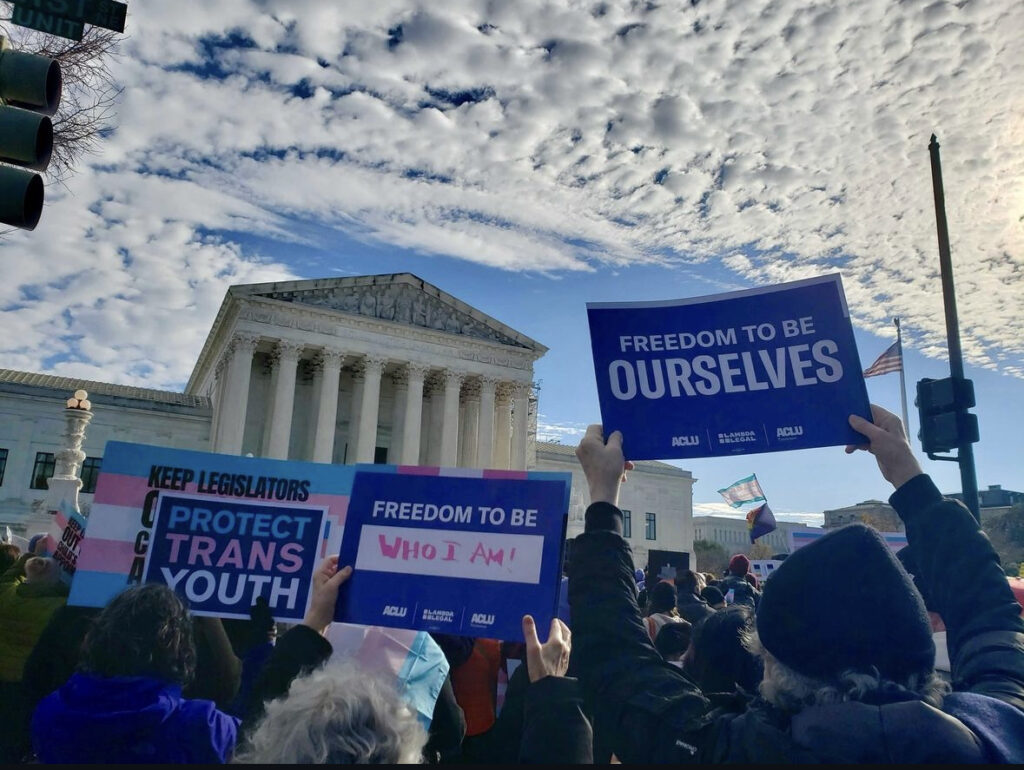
[671, 435, 700, 447]
[382, 605, 408, 618]
[776, 425, 804, 439]
[470, 612, 495, 627]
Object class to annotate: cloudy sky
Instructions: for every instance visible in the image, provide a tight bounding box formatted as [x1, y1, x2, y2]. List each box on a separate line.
[1, 0, 1022, 523]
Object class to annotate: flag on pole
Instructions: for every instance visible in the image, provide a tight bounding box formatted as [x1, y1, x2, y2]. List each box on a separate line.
[746, 502, 777, 543]
[717, 474, 767, 508]
[863, 341, 902, 378]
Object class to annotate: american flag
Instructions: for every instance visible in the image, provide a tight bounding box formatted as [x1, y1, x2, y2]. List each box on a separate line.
[863, 341, 902, 377]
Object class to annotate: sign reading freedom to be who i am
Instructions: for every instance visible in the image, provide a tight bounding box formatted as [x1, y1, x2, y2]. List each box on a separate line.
[587, 274, 872, 460]
[337, 467, 571, 641]
[68, 442, 344, 622]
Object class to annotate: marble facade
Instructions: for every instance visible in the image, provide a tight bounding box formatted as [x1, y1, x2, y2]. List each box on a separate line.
[190, 273, 545, 469]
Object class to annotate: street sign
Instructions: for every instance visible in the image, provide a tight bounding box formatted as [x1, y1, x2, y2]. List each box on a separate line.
[9, 0, 128, 35]
[10, 5, 84, 41]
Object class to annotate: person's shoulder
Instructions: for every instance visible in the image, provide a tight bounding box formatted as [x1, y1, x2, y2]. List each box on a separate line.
[173, 697, 240, 761]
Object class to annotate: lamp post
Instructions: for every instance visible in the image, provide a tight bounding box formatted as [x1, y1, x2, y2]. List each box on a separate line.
[44, 389, 94, 518]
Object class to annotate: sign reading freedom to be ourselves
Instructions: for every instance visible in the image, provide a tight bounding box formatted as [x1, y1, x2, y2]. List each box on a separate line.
[69, 442, 347, 622]
[337, 467, 571, 641]
[587, 274, 872, 460]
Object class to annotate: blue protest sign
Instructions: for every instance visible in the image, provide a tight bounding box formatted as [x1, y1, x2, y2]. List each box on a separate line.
[143, 493, 327, 621]
[587, 273, 871, 460]
[336, 467, 571, 641]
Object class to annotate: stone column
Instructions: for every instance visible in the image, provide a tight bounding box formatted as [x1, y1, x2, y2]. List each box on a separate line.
[346, 372, 363, 463]
[424, 372, 445, 465]
[476, 376, 497, 468]
[460, 378, 480, 468]
[493, 383, 514, 470]
[389, 369, 408, 463]
[400, 363, 428, 465]
[209, 358, 227, 450]
[439, 369, 463, 466]
[266, 340, 304, 460]
[312, 349, 345, 463]
[511, 382, 530, 470]
[355, 355, 386, 463]
[217, 333, 259, 455]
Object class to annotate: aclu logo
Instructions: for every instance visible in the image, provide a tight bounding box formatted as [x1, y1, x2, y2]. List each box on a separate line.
[671, 435, 700, 447]
[776, 425, 804, 439]
[382, 605, 408, 618]
[469, 612, 495, 627]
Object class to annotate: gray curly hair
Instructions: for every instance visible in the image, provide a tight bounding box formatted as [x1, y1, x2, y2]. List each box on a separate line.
[742, 627, 949, 712]
[232, 661, 427, 764]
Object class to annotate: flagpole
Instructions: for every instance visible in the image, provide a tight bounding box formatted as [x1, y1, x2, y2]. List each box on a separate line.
[894, 317, 910, 438]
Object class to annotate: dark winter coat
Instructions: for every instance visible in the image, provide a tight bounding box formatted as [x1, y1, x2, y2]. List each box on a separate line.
[567, 474, 1024, 763]
[676, 591, 715, 625]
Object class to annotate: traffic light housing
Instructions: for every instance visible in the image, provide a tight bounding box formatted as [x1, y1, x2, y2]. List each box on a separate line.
[915, 376, 979, 454]
[0, 38, 62, 230]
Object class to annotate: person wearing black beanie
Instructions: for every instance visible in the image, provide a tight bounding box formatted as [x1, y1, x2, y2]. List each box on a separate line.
[567, 406, 1024, 764]
[755, 523, 934, 682]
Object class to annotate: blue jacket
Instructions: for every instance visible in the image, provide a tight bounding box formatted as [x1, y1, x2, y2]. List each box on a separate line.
[32, 672, 239, 764]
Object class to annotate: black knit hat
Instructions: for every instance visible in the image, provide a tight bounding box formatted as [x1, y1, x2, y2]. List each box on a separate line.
[756, 523, 934, 681]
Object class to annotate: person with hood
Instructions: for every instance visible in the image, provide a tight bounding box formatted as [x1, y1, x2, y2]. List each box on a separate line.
[31, 583, 239, 764]
[568, 405, 1024, 763]
[0, 544, 68, 763]
[719, 554, 760, 608]
[674, 569, 715, 625]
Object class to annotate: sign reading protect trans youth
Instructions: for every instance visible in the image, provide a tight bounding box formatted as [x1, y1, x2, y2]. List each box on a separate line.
[587, 274, 871, 460]
[68, 442, 349, 622]
[337, 466, 571, 641]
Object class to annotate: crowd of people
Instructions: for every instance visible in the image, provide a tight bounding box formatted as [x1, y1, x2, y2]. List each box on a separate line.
[0, 403, 1021, 763]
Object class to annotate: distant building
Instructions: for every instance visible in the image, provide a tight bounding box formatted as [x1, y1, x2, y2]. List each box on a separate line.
[824, 484, 1024, 533]
[950, 485, 1024, 525]
[823, 500, 903, 532]
[692, 515, 820, 557]
[535, 442, 694, 572]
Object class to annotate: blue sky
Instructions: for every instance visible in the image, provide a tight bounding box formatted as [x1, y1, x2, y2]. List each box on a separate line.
[1, 0, 1022, 523]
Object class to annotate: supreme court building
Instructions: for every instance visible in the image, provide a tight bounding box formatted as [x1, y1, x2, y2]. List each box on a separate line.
[0, 273, 694, 566]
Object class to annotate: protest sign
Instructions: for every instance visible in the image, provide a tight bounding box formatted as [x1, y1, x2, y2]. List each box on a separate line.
[789, 529, 907, 553]
[44, 499, 88, 586]
[647, 549, 690, 583]
[69, 441, 349, 622]
[587, 273, 872, 460]
[337, 466, 571, 641]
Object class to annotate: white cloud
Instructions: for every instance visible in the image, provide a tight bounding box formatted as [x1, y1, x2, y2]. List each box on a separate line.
[1, 0, 1022, 386]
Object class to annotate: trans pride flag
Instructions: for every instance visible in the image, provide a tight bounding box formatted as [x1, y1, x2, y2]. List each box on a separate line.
[717, 474, 767, 508]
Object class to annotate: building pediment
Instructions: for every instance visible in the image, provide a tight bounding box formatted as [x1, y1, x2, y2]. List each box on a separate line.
[232, 274, 542, 351]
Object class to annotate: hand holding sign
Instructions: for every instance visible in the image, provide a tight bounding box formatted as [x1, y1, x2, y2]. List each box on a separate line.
[522, 615, 571, 683]
[846, 405, 923, 490]
[302, 555, 353, 635]
[575, 424, 634, 506]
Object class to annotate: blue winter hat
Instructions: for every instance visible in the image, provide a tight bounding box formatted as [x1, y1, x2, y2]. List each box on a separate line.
[28, 533, 47, 554]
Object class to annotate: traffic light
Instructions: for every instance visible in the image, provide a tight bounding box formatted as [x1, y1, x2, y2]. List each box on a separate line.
[915, 376, 979, 454]
[0, 37, 62, 230]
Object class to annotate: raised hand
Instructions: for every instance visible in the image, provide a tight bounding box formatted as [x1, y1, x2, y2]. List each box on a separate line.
[575, 424, 635, 506]
[847, 404, 923, 489]
[522, 614, 571, 682]
[302, 555, 353, 635]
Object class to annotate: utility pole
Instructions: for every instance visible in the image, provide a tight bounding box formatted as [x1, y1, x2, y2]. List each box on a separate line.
[919, 135, 980, 522]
